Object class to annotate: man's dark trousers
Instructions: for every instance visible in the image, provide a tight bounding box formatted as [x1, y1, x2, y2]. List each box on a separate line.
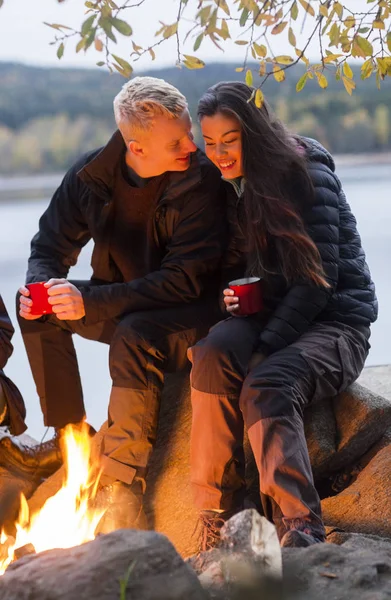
[17, 282, 219, 486]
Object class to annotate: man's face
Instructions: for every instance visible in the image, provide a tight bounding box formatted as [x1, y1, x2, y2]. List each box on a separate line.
[128, 109, 197, 177]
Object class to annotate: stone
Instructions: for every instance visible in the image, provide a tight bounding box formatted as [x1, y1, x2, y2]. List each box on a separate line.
[0, 529, 208, 600]
[189, 510, 282, 600]
[322, 445, 391, 538]
[304, 398, 337, 478]
[282, 540, 391, 600]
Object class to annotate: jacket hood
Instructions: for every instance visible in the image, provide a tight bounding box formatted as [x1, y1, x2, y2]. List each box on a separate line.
[301, 136, 336, 172]
[77, 129, 212, 204]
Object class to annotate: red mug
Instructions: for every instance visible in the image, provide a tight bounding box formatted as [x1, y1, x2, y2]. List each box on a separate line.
[228, 277, 263, 316]
[26, 282, 53, 315]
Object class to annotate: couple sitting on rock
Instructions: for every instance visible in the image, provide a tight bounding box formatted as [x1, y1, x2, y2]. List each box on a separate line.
[0, 76, 377, 549]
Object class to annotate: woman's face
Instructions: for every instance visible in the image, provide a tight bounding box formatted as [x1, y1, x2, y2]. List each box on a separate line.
[200, 112, 243, 179]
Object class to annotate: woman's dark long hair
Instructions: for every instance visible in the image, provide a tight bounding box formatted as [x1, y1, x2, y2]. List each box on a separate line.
[198, 81, 329, 287]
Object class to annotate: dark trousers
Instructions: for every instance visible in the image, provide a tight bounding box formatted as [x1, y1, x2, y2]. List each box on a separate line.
[17, 283, 220, 486]
[189, 317, 369, 538]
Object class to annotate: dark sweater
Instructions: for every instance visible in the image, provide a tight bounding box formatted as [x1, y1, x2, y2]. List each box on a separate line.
[109, 161, 167, 282]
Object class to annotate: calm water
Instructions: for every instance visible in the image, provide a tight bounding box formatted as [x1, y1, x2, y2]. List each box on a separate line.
[0, 163, 389, 440]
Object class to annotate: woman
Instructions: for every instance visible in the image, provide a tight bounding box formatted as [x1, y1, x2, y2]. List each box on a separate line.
[189, 82, 377, 549]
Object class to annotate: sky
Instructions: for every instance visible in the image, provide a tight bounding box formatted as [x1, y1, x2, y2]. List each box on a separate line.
[0, 0, 375, 72]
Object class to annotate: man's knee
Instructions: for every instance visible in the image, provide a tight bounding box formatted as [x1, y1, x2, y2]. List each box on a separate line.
[110, 313, 153, 352]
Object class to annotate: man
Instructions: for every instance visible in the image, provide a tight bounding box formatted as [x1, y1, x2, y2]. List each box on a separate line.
[15, 76, 226, 530]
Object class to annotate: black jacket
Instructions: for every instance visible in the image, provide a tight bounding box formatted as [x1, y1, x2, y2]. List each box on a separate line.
[27, 131, 226, 325]
[223, 138, 378, 355]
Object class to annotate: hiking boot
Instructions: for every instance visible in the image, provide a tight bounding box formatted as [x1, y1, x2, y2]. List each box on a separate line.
[280, 518, 325, 548]
[198, 510, 234, 553]
[94, 479, 147, 534]
[0, 434, 62, 479]
[0, 422, 96, 479]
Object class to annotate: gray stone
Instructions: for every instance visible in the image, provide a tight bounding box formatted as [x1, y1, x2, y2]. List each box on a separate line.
[330, 382, 391, 471]
[322, 445, 391, 538]
[0, 529, 208, 600]
[304, 398, 337, 478]
[282, 541, 391, 600]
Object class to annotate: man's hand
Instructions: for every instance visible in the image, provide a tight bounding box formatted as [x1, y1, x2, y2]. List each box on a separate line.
[248, 352, 266, 373]
[19, 286, 43, 320]
[46, 279, 85, 320]
[223, 288, 240, 314]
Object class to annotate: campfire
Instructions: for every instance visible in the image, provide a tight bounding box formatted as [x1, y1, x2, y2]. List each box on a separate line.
[0, 424, 105, 575]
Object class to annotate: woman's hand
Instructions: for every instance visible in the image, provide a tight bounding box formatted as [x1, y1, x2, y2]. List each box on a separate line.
[223, 288, 240, 314]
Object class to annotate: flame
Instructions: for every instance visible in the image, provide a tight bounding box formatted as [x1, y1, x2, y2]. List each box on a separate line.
[0, 424, 105, 575]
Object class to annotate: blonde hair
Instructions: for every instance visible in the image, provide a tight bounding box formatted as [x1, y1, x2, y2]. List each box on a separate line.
[113, 76, 188, 134]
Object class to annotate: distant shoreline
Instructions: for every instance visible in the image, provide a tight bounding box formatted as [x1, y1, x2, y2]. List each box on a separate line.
[0, 152, 389, 194]
[334, 152, 391, 167]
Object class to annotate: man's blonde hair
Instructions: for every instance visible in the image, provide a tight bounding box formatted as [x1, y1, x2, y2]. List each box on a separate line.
[113, 76, 188, 134]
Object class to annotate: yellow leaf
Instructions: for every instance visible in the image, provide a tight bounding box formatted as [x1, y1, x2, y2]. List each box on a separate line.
[333, 2, 343, 19]
[235, 40, 248, 45]
[162, 23, 178, 39]
[298, 0, 315, 17]
[94, 38, 103, 52]
[255, 89, 264, 108]
[183, 54, 205, 69]
[271, 21, 288, 35]
[319, 5, 328, 18]
[259, 60, 266, 76]
[342, 75, 356, 95]
[355, 35, 373, 57]
[253, 42, 267, 57]
[316, 71, 328, 89]
[245, 69, 253, 86]
[373, 19, 385, 29]
[274, 55, 294, 65]
[343, 61, 353, 79]
[288, 27, 296, 47]
[344, 16, 355, 29]
[273, 64, 286, 82]
[291, 1, 298, 20]
[360, 58, 374, 80]
[236, 67, 244, 72]
[295, 48, 309, 66]
[215, 0, 230, 16]
[296, 72, 308, 92]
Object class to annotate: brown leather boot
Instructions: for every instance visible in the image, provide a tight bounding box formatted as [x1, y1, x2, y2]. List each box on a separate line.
[94, 479, 147, 534]
[0, 423, 96, 479]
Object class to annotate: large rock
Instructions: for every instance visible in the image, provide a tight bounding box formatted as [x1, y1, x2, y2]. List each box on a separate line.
[282, 540, 391, 600]
[0, 529, 207, 600]
[27, 373, 391, 557]
[322, 445, 391, 538]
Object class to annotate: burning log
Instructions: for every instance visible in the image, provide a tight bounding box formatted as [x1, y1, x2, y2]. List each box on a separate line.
[13, 543, 36, 560]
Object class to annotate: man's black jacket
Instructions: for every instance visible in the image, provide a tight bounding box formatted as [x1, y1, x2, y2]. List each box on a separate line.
[223, 138, 378, 356]
[26, 131, 226, 325]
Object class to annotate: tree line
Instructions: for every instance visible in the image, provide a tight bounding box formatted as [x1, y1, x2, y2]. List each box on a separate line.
[0, 61, 390, 175]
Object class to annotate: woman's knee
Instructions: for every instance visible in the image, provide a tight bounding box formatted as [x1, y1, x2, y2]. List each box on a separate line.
[239, 371, 305, 424]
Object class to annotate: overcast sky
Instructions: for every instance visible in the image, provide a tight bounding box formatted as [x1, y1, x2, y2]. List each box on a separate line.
[0, 0, 375, 71]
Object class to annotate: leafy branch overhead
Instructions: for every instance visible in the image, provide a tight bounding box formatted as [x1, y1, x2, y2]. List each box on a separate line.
[42, 0, 391, 96]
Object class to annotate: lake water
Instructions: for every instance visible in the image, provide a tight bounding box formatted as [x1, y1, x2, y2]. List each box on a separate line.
[0, 163, 389, 440]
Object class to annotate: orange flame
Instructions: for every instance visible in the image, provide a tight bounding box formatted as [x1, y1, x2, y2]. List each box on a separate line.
[0, 425, 104, 575]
